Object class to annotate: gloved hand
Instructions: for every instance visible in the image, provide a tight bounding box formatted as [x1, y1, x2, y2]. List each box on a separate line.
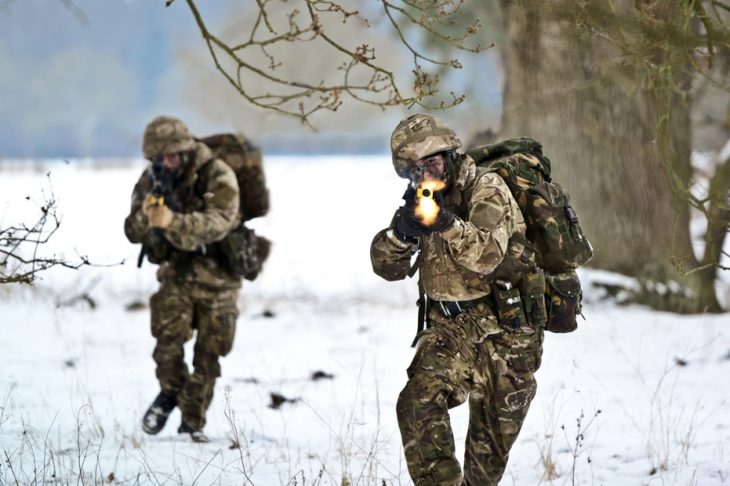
[430, 209, 455, 232]
[402, 184, 417, 203]
[144, 196, 174, 229]
[393, 205, 430, 242]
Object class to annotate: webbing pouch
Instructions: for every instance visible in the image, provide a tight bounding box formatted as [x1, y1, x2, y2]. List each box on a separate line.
[545, 270, 582, 333]
[491, 280, 527, 330]
[519, 267, 547, 328]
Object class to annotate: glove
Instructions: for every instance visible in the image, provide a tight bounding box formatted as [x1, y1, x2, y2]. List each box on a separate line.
[393, 205, 430, 242]
[430, 208, 455, 233]
[144, 200, 174, 229]
[402, 184, 417, 203]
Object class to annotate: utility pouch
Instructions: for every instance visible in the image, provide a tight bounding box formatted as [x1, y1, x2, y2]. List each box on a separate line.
[545, 270, 582, 333]
[491, 280, 527, 330]
[519, 267, 547, 328]
[215, 224, 271, 280]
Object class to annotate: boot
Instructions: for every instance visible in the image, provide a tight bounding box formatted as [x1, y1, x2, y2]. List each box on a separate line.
[141, 392, 177, 435]
[178, 421, 209, 443]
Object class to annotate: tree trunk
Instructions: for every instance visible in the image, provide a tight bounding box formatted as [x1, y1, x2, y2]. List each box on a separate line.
[698, 157, 730, 312]
[496, 0, 717, 311]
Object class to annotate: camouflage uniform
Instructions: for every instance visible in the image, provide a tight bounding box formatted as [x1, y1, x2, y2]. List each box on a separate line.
[371, 115, 544, 485]
[125, 116, 241, 432]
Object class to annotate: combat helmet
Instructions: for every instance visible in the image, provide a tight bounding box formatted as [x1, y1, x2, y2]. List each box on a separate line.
[390, 114, 462, 179]
[142, 115, 197, 160]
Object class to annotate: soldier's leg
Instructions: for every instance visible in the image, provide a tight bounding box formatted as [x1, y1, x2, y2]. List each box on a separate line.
[463, 327, 544, 486]
[396, 325, 475, 486]
[178, 288, 238, 430]
[150, 282, 195, 396]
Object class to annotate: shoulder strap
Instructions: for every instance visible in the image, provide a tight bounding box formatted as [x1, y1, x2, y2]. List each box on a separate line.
[193, 158, 216, 198]
[407, 241, 428, 347]
[407, 251, 422, 278]
[411, 276, 431, 348]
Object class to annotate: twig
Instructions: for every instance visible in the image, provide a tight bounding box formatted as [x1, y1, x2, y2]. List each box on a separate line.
[180, 0, 486, 126]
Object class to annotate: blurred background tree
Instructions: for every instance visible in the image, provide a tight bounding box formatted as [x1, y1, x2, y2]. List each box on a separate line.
[492, 0, 729, 312]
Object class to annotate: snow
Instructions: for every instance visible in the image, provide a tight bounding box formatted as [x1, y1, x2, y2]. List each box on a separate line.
[1, 157, 729, 485]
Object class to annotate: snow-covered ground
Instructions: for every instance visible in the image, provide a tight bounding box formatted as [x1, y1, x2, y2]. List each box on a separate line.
[1, 157, 729, 485]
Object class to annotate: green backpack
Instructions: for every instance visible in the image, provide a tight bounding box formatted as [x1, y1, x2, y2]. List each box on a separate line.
[199, 133, 271, 281]
[467, 138, 593, 332]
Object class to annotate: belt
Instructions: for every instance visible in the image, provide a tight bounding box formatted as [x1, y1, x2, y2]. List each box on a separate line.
[434, 294, 493, 317]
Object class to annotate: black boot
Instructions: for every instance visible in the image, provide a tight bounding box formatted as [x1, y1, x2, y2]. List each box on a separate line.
[142, 392, 177, 435]
[178, 421, 209, 443]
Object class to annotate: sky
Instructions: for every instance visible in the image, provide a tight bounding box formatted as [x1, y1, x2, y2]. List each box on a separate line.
[0, 0, 222, 157]
[0, 0, 502, 158]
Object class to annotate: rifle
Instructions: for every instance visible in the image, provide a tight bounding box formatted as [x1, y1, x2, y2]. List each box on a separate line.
[136, 160, 175, 268]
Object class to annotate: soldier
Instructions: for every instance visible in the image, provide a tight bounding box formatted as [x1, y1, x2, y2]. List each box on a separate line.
[124, 115, 241, 443]
[371, 114, 544, 485]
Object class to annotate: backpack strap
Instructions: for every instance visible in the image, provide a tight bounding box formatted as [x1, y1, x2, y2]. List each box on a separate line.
[407, 250, 422, 278]
[193, 158, 216, 198]
[407, 240, 429, 347]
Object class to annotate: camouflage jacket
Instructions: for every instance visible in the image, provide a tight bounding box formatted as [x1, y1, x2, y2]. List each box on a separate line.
[371, 155, 526, 302]
[124, 142, 241, 289]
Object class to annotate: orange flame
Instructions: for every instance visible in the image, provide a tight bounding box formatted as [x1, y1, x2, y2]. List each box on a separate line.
[414, 180, 446, 226]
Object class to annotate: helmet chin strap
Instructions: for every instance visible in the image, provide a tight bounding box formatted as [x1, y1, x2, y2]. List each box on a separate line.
[441, 150, 458, 191]
[182, 150, 196, 166]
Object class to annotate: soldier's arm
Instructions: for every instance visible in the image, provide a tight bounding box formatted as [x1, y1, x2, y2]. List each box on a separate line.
[124, 168, 153, 244]
[163, 160, 240, 251]
[438, 173, 519, 274]
[370, 210, 419, 281]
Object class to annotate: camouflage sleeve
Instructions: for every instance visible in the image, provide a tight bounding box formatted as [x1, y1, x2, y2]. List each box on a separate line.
[163, 160, 240, 251]
[438, 172, 521, 274]
[370, 210, 419, 281]
[123, 168, 153, 244]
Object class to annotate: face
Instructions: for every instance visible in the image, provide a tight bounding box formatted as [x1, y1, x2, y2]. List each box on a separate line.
[409, 153, 445, 183]
[154, 152, 184, 174]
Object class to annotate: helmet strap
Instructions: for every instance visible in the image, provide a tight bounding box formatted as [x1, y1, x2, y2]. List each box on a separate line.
[442, 150, 458, 189]
[181, 150, 195, 167]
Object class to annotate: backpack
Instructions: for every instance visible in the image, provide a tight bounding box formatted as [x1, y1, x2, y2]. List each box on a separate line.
[199, 133, 271, 281]
[466, 138, 593, 332]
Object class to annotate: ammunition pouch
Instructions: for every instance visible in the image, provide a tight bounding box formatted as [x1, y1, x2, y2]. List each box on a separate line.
[211, 223, 271, 281]
[544, 270, 582, 333]
[491, 280, 527, 330]
[491, 237, 547, 330]
[518, 266, 547, 328]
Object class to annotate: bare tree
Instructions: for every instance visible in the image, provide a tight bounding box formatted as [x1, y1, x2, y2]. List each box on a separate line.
[175, 0, 486, 127]
[0, 175, 91, 285]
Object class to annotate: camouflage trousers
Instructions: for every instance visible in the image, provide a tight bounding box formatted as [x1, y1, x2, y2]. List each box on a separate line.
[150, 279, 239, 430]
[397, 305, 543, 486]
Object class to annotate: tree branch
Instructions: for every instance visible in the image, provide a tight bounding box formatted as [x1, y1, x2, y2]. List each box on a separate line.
[181, 0, 487, 125]
[0, 176, 118, 285]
